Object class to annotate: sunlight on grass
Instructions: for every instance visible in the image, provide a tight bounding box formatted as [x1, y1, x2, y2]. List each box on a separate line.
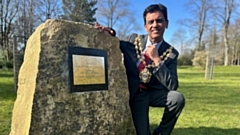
[150, 66, 240, 135]
[1, 66, 240, 135]
[0, 70, 16, 135]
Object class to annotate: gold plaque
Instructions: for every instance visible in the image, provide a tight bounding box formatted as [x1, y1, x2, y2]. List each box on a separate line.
[68, 46, 108, 92]
[72, 55, 105, 85]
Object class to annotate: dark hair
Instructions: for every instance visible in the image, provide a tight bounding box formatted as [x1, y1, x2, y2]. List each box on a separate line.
[143, 4, 168, 24]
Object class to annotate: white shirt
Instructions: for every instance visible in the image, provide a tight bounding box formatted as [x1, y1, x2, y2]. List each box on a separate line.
[136, 36, 163, 66]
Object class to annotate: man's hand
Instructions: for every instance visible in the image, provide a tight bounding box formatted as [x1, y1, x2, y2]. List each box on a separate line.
[94, 22, 108, 31]
[145, 44, 161, 66]
[94, 22, 115, 36]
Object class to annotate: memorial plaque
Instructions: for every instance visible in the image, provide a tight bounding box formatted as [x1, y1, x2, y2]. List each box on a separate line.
[68, 46, 108, 92]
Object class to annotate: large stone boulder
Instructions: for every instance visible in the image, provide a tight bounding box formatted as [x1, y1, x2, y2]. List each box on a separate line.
[10, 19, 135, 135]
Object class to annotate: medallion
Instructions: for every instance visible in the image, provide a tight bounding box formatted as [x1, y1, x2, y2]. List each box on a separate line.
[134, 35, 174, 83]
[139, 68, 151, 83]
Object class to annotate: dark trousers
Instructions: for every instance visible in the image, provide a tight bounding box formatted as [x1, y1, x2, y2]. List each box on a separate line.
[129, 88, 185, 135]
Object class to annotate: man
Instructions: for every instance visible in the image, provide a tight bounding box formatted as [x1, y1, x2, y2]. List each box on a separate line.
[95, 4, 185, 135]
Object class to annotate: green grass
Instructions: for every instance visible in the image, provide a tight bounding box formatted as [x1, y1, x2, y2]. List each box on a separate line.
[150, 66, 240, 135]
[0, 70, 16, 135]
[1, 66, 240, 135]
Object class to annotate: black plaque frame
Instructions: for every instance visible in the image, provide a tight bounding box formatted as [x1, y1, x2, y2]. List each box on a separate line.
[68, 46, 108, 92]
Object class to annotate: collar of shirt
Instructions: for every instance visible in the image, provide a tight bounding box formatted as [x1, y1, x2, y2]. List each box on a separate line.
[136, 36, 163, 66]
[143, 36, 163, 52]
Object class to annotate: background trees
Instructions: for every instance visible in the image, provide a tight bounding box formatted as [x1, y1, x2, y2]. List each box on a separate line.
[174, 0, 240, 67]
[36, 0, 62, 22]
[184, 0, 213, 51]
[62, 0, 97, 24]
[1, 0, 98, 68]
[0, 0, 240, 68]
[96, 0, 140, 39]
[0, 0, 19, 62]
[216, 0, 237, 66]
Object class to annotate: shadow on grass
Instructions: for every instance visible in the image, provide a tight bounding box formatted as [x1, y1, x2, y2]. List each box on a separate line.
[0, 84, 16, 101]
[150, 124, 240, 135]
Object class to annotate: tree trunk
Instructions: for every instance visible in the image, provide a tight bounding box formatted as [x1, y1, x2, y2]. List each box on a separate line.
[223, 26, 229, 66]
[238, 57, 240, 66]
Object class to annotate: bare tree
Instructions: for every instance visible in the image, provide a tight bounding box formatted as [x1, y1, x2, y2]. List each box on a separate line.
[13, 0, 38, 50]
[0, 0, 19, 61]
[215, 0, 237, 66]
[96, 0, 140, 39]
[117, 15, 140, 39]
[35, 0, 62, 22]
[228, 19, 240, 65]
[181, 0, 213, 51]
[170, 28, 188, 55]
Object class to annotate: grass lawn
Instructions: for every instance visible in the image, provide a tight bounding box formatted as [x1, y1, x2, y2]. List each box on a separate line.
[150, 66, 240, 135]
[0, 70, 16, 135]
[0, 66, 240, 135]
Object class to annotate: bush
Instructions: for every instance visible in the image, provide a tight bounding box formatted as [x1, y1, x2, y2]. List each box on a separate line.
[178, 55, 193, 66]
[0, 60, 13, 69]
[0, 61, 6, 69]
[6, 61, 13, 68]
[214, 53, 224, 65]
[192, 51, 207, 69]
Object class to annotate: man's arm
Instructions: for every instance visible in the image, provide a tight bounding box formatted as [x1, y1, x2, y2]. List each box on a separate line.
[153, 50, 179, 91]
[94, 22, 116, 36]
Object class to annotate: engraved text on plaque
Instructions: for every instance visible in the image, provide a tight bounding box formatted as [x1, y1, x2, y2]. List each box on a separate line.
[68, 46, 108, 92]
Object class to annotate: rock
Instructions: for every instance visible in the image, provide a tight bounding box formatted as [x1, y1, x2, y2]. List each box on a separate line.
[10, 19, 135, 135]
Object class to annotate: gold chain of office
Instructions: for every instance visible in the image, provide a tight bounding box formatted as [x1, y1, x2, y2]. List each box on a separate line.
[134, 35, 173, 68]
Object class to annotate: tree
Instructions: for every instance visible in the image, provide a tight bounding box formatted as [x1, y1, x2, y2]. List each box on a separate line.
[12, 0, 38, 51]
[215, 0, 237, 66]
[170, 28, 187, 55]
[62, 0, 97, 24]
[35, 0, 62, 22]
[228, 19, 240, 65]
[180, 0, 213, 51]
[12, 0, 63, 51]
[96, 0, 140, 39]
[0, 0, 19, 61]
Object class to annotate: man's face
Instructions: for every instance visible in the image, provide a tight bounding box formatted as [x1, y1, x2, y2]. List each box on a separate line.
[144, 11, 168, 43]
